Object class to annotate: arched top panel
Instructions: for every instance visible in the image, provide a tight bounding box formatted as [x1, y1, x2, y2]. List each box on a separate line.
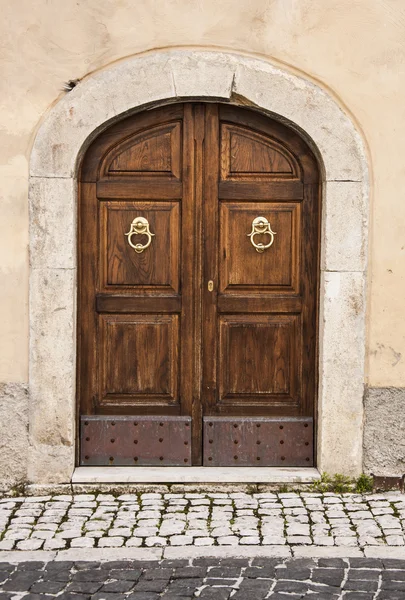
[80, 102, 319, 185]
[221, 125, 300, 179]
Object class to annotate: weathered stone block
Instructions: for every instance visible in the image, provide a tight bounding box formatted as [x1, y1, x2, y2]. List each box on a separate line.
[29, 178, 76, 270]
[0, 383, 28, 491]
[318, 271, 366, 476]
[322, 181, 368, 272]
[363, 387, 405, 476]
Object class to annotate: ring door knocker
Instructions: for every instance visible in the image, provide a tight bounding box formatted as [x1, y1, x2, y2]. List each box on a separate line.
[247, 216, 276, 253]
[125, 216, 155, 254]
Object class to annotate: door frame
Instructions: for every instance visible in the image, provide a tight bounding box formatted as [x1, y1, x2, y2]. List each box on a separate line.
[28, 48, 369, 483]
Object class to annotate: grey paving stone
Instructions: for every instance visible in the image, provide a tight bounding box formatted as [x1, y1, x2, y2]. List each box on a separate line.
[207, 566, 241, 578]
[381, 569, 405, 580]
[382, 558, 405, 569]
[311, 568, 345, 586]
[1, 571, 41, 591]
[98, 579, 136, 593]
[344, 579, 379, 592]
[133, 579, 170, 593]
[65, 580, 104, 593]
[107, 568, 142, 580]
[381, 579, 405, 591]
[72, 569, 108, 582]
[30, 580, 67, 594]
[277, 566, 311, 580]
[348, 557, 382, 568]
[273, 580, 309, 594]
[141, 568, 173, 580]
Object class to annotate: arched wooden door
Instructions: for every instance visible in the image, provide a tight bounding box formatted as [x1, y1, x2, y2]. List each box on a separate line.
[78, 103, 320, 467]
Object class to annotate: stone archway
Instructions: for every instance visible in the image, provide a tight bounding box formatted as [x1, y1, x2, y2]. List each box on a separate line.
[29, 49, 369, 483]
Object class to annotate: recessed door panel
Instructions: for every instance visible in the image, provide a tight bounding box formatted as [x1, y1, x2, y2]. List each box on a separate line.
[219, 202, 300, 293]
[220, 124, 300, 180]
[218, 314, 300, 405]
[101, 121, 182, 180]
[99, 314, 179, 407]
[102, 201, 180, 292]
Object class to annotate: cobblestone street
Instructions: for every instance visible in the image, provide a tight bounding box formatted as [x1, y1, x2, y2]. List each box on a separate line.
[1, 556, 405, 599]
[1, 492, 405, 598]
[1, 492, 405, 552]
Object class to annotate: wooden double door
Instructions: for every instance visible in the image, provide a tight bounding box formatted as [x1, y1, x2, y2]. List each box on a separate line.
[78, 103, 320, 467]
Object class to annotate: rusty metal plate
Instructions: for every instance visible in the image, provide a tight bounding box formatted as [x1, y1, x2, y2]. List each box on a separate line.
[203, 417, 313, 467]
[80, 416, 192, 466]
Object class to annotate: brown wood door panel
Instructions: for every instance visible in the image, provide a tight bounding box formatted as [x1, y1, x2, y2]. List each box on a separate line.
[96, 180, 183, 200]
[78, 102, 320, 467]
[218, 104, 319, 184]
[220, 123, 301, 181]
[81, 104, 184, 183]
[96, 295, 182, 314]
[219, 202, 300, 293]
[105, 122, 182, 178]
[99, 314, 179, 407]
[218, 314, 301, 407]
[101, 201, 180, 292]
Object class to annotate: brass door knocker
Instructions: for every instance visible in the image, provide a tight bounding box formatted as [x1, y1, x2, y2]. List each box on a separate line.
[125, 217, 155, 254]
[248, 216, 276, 253]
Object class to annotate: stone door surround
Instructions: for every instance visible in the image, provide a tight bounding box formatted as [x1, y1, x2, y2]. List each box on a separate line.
[28, 49, 369, 483]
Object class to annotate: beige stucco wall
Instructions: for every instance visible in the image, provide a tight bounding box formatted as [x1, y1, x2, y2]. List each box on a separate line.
[1, 0, 404, 388]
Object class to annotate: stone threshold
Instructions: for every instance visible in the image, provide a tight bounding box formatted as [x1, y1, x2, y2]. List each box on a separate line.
[2, 546, 405, 563]
[72, 466, 320, 484]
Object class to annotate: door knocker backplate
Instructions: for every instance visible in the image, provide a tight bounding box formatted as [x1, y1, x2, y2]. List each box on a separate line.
[125, 217, 155, 254]
[248, 216, 276, 253]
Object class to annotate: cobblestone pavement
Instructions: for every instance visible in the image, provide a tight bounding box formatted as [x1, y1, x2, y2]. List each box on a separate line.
[0, 493, 405, 550]
[1, 492, 405, 552]
[1, 556, 405, 599]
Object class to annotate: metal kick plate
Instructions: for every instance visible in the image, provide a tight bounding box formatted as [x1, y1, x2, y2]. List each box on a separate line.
[80, 416, 192, 466]
[203, 417, 313, 467]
